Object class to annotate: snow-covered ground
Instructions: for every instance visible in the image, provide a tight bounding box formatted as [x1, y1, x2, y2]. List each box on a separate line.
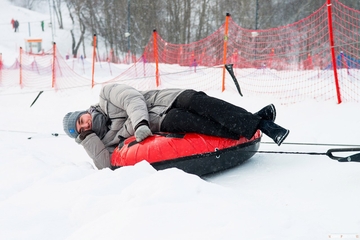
[0, 1, 360, 240]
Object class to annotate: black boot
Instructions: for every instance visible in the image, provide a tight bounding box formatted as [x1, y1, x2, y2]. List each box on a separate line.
[258, 120, 289, 146]
[255, 104, 276, 122]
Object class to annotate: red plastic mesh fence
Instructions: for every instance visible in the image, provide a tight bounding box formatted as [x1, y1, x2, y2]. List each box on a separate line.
[0, 0, 359, 104]
[0, 45, 91, 92]
[331, 1, 360, 102]
[102, 0, 360, 103]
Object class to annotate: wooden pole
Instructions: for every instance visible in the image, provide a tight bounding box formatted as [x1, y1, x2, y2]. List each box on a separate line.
[92, 34, 97, 88]
[221, 13, 231, 92]
[153, 29, 160, 87]
[52, 42, 56, 88]
[20, 47, 23, 88]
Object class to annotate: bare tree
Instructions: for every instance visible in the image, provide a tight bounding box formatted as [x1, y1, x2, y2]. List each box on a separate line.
[65, 0, 86, 58]
[10, 0, 38, 9]
[52, 0, 64, 29]
[195, 0, 209, 41]
[47, 0, 359, 57]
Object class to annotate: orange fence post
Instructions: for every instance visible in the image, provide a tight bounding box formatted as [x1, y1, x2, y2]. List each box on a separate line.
[92, 34, 97, 88]
[19, 47, 23, 88]
[221, 13, 230, 92]
[327, 0, 342, 104]
[153, 29, 160, 87]
[52, 42, 56, 88]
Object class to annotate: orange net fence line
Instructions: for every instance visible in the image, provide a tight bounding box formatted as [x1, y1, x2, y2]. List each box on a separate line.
[101, 0, 360, 103]
[101, 27, 230, 92]
[225, 3, 335, 104]
[0, 48, 56, 90]
[331, 0, 360, 102]
[0, 0, 360, 104]
[0, 44, 93, 93]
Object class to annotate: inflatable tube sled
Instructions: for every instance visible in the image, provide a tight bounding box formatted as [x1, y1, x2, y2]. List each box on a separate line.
[111, 130, 261, 176]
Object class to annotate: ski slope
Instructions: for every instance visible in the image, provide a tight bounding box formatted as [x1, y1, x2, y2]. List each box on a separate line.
[0, 1, 359, 240]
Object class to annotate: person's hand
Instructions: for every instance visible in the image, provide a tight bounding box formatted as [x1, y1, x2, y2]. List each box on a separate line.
[135, 125, 152, 142]
[79, 130, 94, 141]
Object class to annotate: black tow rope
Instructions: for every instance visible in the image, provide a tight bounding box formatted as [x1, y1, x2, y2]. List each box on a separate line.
[251, 148, 360, 163]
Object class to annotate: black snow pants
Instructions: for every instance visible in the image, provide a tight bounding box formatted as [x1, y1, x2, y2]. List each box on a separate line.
[160, 90, 261, 140]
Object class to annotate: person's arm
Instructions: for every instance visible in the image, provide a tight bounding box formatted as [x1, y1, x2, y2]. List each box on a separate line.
[76, 132, 111, 169]
[104, 84, 149, 128]
[103, 84, 153, 141]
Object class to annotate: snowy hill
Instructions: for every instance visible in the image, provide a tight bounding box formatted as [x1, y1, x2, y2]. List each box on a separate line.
[0, 1, 360, 240]
[0, 0, 91, 65]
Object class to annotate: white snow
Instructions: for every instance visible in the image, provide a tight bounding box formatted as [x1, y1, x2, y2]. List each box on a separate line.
[0, 1, 360, 240]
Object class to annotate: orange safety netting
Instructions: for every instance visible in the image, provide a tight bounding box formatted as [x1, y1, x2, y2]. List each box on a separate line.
[1, 0, 360, 104]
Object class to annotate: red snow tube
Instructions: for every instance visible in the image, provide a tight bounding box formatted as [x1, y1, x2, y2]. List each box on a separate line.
[111, 130, 261, 176]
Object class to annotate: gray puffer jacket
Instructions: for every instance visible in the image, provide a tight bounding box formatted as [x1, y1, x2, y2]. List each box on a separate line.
[77, 84, 186, 169]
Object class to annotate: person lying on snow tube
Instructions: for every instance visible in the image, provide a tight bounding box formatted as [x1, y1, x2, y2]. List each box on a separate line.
[63, 84, 289, 170]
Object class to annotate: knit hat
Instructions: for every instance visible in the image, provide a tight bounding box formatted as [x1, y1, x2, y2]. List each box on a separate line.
[63, 111, 87, 138]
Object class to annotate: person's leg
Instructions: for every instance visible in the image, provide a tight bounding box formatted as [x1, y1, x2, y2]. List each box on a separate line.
[255, 104, 276, 122]
[258, 120, 289, 146]
[173, 90, 289, 144]
[161, 108, 240, 139]
[179, 91, 261, 139]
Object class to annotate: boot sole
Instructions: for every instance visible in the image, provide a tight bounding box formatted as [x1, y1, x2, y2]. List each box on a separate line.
[269, 104, 276, 122]
[276, 129, 289, 146]
[256, 104, 276, 122]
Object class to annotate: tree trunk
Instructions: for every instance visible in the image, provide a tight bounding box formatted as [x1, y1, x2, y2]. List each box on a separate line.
[52, 0, 64, 29]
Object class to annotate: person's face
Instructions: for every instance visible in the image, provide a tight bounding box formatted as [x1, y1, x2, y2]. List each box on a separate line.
[76, 113, 92, 133]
